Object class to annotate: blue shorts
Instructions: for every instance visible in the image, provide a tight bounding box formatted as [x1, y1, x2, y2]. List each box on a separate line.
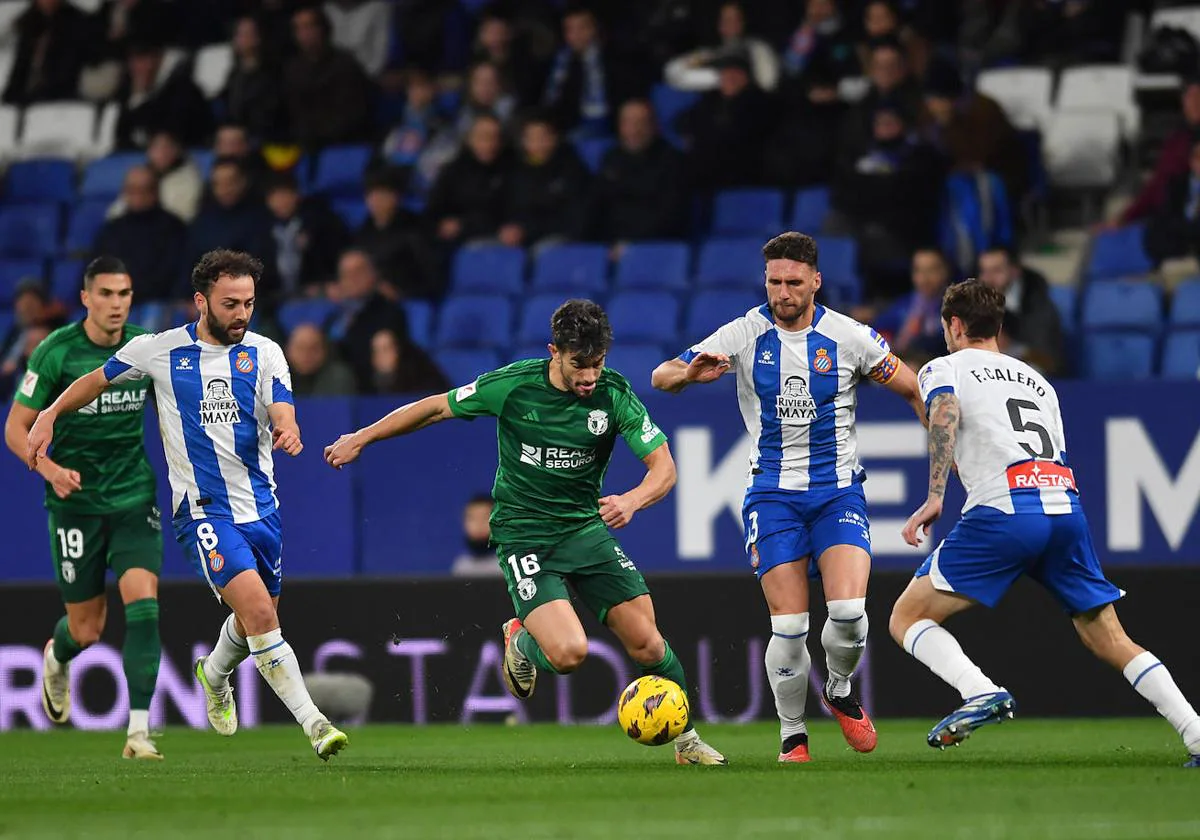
[742, 485, 873, 578]
[177, 514, 283, 598]
[915, 506, 1122, 614]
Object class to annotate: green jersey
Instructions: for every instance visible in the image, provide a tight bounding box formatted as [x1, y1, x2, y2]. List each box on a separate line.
[14, 321, 157, 515]
[447, 359, 668, 544]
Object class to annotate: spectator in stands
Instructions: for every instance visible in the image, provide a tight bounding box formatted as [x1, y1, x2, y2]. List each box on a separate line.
[354, 167, 440, 300]
[265, 170, 348, 299]
[1, 281, 64, 390]
[450, 495, 501, 578]
[93, 0, 175, 62]
[183, 157, 275, 291]
[223, 15, 284, 144]
[144, 130, 202, 221]
[856, 0, 928, 80]
[1144, 138, 1200, 268]
[595, 99, 688, 243]
[420, 62, 518, 183]
[326, 249, 408, 390]
[114, 41, 214, 150]
[285, 4, 371, 149]
[780, 0, 856, 82]
[871, 247, 951, 369]
[473, 10, 545, 108]
[380, 68, 445, 169]
[368, 327, 449, 395]
[1026, 0, 1124, 67]
[678, 52, 774, 191]
[93, 165, 187, 302]
[285, 322, 357, 397]
[839, 37, 923, 156]
[977, 245, 1063, 376]
[212, 122, 268, 199]
[762, 59, 845, 188]
[325, 0, 391, 76]
[2, 0, 90, 105]
[426, 114, 512, 246]
[664, 1, 780, 93]
[500, 113, 592, 248]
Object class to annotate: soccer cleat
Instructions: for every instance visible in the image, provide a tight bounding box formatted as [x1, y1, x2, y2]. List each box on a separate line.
[501, 618, 536, 700]
[194, 656, 238, 736]
[122, 731, 163, 760]
[927, 690, 1017, 749]
[778, 733, 811, 763]
[1185, 755, 1200, 768]
[309, 718, 348, 761]
[674, 733, 729, 765]
[41, 640, 70, 725]
[822, 686, 878, 753]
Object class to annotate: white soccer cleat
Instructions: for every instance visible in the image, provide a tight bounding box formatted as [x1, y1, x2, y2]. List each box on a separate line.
[501, 618, 537, 700]
[41, 640, 70, 725]
[309, 718, 348, 761]
[194, 656, 238, 736]
[674, 732, 729, 766]
[122, 731, 164, 761]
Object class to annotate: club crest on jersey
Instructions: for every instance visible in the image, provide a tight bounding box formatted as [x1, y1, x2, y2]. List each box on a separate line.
[587, 409, 609, 435]
[517, 578, 537, 601]
[812, 347, 833, 373]
[776, 375, 817, 421]
[207, 549, 225, 573]
[199, 378, 241, 426]
[235, 351, 254, 374]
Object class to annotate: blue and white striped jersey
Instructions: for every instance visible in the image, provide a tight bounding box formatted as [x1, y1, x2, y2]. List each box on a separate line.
[102, 323, 293, 528]
[681, 304, 900, 493]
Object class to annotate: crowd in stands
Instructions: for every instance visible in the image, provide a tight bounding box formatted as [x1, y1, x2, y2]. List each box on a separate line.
[2, 0, 1198, 398]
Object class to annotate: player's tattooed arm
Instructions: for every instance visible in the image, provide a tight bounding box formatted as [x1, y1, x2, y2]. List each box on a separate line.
[926, 392, 961, 500]
[324, 393, 453, 468]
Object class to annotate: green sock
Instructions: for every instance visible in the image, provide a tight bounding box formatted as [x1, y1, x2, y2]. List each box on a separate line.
[642, 640, 694, 732]
[52, 615, 84, 664]
[516, 628, 562, 674]
[122, 599, 161, 712]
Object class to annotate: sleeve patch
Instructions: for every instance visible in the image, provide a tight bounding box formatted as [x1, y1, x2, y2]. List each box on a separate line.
[18, 370, 38, 398]
[455, 381, 477, 401]
[868, 352, 900, 384]
[639, 414, 662, 444]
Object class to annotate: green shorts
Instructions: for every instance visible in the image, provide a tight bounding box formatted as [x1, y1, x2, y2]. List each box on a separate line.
[495, 523, 650, 623]
[47, 503, 163, 603]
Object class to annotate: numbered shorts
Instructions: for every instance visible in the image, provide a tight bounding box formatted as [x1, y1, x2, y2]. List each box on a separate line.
[914, 506, 1123, 614]
[177, 514, 283, 599]
[496, 524, 650, 623]
[47, 503, 163, 603]
[742, 485, 872, 578]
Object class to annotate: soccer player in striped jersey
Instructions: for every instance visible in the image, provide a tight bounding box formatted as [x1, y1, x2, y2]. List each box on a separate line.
[653, 232, 925, 762]
[26, 249, 347, 761]
[890, 281, 1200, 764]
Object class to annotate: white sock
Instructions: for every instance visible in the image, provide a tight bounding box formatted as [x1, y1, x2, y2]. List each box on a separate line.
[765, 613, 811, 740]
[203, 614, 249, 688]
[675, 729, 700, 750]
[823, 598, 868, 699]
[127, 708, 149, 736]
[903, 618, 1001, 700]
[247, 628, 322, 731]
[1123, 651, 1200, 754]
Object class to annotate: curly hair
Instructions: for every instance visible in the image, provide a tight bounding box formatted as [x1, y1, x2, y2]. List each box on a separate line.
[941, 279, 1006, 339]
[191, 249, 264, 296]
[550, 299, 613, 360]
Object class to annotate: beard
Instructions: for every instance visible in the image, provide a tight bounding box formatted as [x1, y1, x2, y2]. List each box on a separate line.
[770, 298, 812, 325]
[206, 309, 247, 345]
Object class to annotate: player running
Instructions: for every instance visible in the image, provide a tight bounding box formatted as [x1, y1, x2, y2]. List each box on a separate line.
[4, 257, 164, 760]
[26, 249, 347, 761]
[652, 232, 925, 763]
[324, 299, 727, 765]
[891, 280, 1200, 764]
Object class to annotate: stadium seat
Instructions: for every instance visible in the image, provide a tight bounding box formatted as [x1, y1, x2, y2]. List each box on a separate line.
[575, 136, 614, 173]
[0, 204, 59, 257]
[436, 348, 501, 385]
[64, 199, 110, 256]
[1170, 279, 1200, 328]
[276, 298, 338, 336]
[80, 152, 144, 200]
[194, 43, 234, 99]
[613, 241, 689, 291]
[603, 343, 666, 383]
[50, 259, 83, 303]
[711, 188, 785, 237]
[1049, 284, 1077, 333]
[0, 258, 45, 305]
[404, 299, 435, 349]
[684, 290, 760, 344]
[1161, 331, 1200, 379]
[191, 149, 214, 180]
[790, 187, 831, 233]
[508, 344, 547, 364]
[813, 236, 861, 306]
[607, 292, 680, 345]
[331, 197, 368, 230]
[1044, 110, 1120, 189]
[310, 145, 373, 196]
[4, 159, 75, 203]
[451, 245, 525, 295]
[516, 293, 565, 345]
[435, 295, 514, 349]
[1057, 65, 1138, 142]
[530, 243, 609, 295]
[1083, 333, 1157, 380]
[18, 101, 96, 159]
[694, 238, 763, 288]
[128, 301, 169, 332]
[1082, 280, 1162, 332]
[976, 67, 1053, 130]
[1084, 225, 1153, 281]
[651, 84, 701, 147]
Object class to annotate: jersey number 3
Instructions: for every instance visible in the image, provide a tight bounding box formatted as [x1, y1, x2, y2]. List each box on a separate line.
[1006, 398, 1054, 460]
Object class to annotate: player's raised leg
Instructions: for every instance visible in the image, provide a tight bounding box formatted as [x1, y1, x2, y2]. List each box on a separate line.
[43, 595, 105, 725]
[117, 568, 162, 759]
[816, 541, 877, 753]
[504, 598, 588, 700]
[760, 560, 813, 762]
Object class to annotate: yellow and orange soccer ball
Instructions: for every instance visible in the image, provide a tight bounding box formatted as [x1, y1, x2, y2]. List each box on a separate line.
[616, 676, 690, 746]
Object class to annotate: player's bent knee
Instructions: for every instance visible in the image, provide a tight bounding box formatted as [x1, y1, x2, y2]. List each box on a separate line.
[236, 603, 279, 637]
[625, 633, 666, 666]
[888, 604, 916, 647]
[545, 638, 588, 673]
[68, 619, 103, 648]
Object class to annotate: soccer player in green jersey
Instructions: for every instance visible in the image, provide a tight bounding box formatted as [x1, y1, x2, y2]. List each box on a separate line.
[3, 257, 164, 760]
[324, 300, 727, 764]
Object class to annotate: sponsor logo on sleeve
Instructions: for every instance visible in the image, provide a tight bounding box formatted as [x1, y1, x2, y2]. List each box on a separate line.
[640, 414, 662, 444]
[19, 370, 38, 398]
[455, 381, 478, 401]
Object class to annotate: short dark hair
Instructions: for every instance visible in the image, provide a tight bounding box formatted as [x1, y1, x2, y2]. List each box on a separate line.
[211, 155, 245, 175]
[979, 244, 1017, 266]
[191, 249, 264, 296]
[550, 299, 612, 360]
[941, 279, 1006, 339]
[263, 169, 299, 194]
[762, 232, 819, 267]
[84, 256, 130, 288]
[363, 165, 407, 194]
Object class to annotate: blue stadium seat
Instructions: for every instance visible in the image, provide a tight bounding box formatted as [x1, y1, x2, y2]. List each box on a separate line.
[0, 258, 46, 305]
[128, 301, 170, 332]
[508, 344, 548, 364]
[791, 187, 831, 233]
[331, 197, 368, 230]
[530, 244, 609, 295]
[1162, 331, 1200, 378]
[191, 149, 214, 180]
[310, 144, 373, 196]
[1170, 279, 1200, 328]
[80, 153, 144, 200]
[404, 299, 435, 349]
[1049, 285, 1077, 332]
[684, 290, 760, 344]
[516, 293, 565, 345]
[5, 159, 75, 204]
[694, 238, 762, 288]
[614, 241, 689, 291]
[604, 344, 665, 384]
[435, 294, 513, 349]
[1083, 333, 1157, 380]
[651, 84, 700, 148]
[607, 292, 680, 345]
[0, 205, 58, 258]
[814, 236, 861, 307]
[451, 245, 525, 295]
[64, 199, 110, 256]
[436, 348, 501, 385]
[1081, 280, 1163, 332]
[276, 298, 338, 336]
[1084, 225, 1153, 281]
[575, 136, 614, 173]
[712, 188, 785, 237]
[50, 259, 83, 303]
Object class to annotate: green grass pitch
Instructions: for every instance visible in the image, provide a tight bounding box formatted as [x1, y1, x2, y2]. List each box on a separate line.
[0, 720, 1194, 839]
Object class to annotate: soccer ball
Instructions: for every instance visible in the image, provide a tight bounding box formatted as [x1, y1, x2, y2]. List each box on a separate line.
[616, 675, 689, 746]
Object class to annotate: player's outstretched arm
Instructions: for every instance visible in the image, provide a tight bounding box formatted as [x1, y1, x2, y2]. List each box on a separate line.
[599, 442, 676, 529]
[5, 403, 81, 497]
[324, 392, 453, 468]
[268, 402, 303, 456]
[651, 353, 731, 393]
[881, 358, 928, 427]
[902, 392, 961, 546]
[25, 367, 111, 469]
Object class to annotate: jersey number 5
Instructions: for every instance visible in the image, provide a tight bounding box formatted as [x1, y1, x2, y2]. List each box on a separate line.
[1006, 398, 1054, 460]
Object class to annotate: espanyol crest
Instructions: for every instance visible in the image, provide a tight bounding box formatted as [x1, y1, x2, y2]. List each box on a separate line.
[587, 409, 609, 435]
